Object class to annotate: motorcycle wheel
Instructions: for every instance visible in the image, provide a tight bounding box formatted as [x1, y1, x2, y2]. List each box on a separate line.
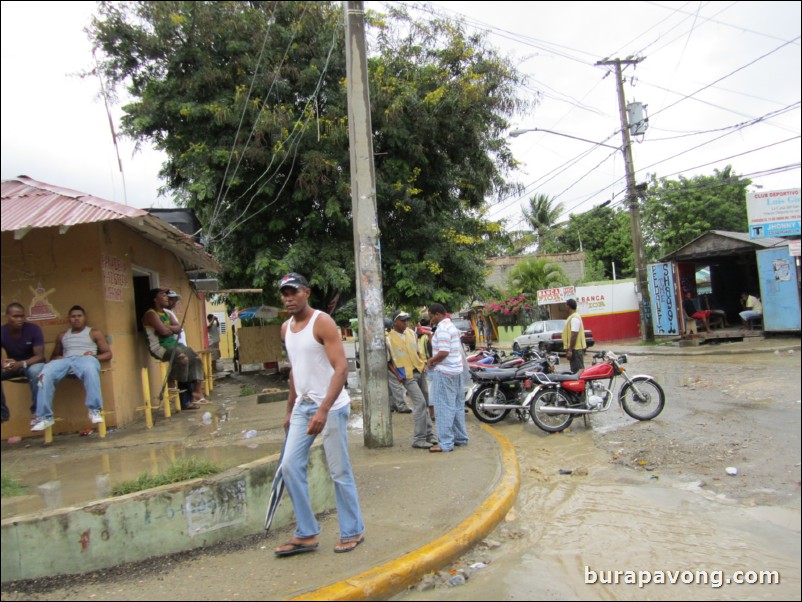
[530, 389, 574, 432]
[471, 386, 512, 424]
[512, 342, 520, 352]
[619, 377, 665, 421]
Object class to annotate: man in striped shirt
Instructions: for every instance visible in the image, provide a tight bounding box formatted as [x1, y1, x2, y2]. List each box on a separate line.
[426, 303, 468, 453]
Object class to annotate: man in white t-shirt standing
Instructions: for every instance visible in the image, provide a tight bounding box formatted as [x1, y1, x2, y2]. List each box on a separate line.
[275, 273, 364, 557]
[426, 303, 468, 453]
[562, 298, 587, 376]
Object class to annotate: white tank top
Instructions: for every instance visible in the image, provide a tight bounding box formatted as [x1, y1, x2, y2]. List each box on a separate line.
[285, 310, 349, 410]
[62, 326, 97, 357]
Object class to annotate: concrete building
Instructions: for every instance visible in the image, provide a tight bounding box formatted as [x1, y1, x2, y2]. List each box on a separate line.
[485, 251, 586, 290]
[1, 176, 221, 439]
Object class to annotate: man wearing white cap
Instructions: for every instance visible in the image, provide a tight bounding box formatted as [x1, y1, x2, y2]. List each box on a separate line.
[387, 311, 437, 449]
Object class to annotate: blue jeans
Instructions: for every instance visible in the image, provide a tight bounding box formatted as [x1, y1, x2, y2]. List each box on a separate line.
[2, 363, 45, 415]
[430, 371, 469, 451]
[36, 356, 102, 420]
[282, 398, 364, 540]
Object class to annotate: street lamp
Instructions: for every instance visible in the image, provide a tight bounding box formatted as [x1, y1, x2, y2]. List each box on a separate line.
[509, 127, 619, 150]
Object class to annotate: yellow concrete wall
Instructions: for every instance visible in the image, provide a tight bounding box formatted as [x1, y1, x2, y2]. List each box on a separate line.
[1, 222, 208, 439]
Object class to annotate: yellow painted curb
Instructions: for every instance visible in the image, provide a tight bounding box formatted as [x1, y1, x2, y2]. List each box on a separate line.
[288, 423, 520, 601]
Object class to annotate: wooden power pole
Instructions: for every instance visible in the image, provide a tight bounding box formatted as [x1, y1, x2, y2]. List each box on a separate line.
[596, 57, 654, 342]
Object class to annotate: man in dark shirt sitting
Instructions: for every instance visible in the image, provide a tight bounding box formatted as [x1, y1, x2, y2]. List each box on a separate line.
[1, 303, 46, 424]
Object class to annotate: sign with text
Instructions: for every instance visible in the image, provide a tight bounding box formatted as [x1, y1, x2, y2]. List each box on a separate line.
[647, 262, 679, 336]
[537, 286, 576, 306]
[747, 187, 801, 239]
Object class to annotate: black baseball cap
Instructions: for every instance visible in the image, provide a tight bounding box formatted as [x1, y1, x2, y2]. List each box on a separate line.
[278, 272, 310, 290]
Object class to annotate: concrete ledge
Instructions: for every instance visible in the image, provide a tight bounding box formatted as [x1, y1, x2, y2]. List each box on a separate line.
[1, 446, 334, 583]
[290, 423, 520, 601]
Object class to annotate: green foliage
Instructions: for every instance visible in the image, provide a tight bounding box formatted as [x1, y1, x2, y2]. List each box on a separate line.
[111, 456, 222, 496]
[240, 384, 258, 397]
[1, 471, 26, 497]
[641, 166, 750, 260]
[522, 194, 564, 252]
[89, 1, 528, 311]
[547, 205, 634, 279]
[506, 257, 567, 294]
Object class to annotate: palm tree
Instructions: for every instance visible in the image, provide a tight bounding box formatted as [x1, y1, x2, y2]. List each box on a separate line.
[507, 256, 567, 293]
[522, 194, 564, 251]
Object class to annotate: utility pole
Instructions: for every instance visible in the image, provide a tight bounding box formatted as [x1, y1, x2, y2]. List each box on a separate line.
[596, 57, 654, 342]
[344, 1, 393, 447]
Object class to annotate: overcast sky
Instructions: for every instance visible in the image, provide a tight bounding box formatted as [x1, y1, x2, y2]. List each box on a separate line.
[2, 1, 800, 229]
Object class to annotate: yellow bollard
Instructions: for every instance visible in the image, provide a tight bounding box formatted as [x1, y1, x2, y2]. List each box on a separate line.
[159, 362, 180, 417]
[140, 367, 154, 428]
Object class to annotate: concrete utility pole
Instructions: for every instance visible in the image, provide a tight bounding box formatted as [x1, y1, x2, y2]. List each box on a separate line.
[596, 57, 654, 342]
[344, 1, 393, 447]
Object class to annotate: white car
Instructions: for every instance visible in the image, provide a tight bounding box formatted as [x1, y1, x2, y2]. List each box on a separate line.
[512, 319, 595, 353]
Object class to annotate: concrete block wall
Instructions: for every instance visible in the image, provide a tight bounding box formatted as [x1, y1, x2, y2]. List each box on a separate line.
[1, 446, 334, 583]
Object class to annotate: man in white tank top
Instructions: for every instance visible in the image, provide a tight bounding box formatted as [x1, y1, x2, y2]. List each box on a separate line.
[274, 273, 365, 557]
[32, 305, 112, 431]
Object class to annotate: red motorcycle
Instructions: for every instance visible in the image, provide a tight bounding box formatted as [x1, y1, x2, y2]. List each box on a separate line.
[526, 350, 665, 433]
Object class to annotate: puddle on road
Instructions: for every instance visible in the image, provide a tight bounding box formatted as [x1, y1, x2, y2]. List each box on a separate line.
[397, 421, 800, 601]
[1, 441, 282, 518]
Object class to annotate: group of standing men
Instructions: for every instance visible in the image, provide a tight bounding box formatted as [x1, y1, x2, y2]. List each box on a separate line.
[386, 305, 470, 452]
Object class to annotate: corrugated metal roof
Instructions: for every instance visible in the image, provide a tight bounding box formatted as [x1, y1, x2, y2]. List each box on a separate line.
[1, 176, 222, 273]
[660, 229, 789, 261]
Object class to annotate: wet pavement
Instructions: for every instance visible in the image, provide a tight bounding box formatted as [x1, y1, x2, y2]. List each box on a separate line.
[0, 367, 513, 600]
[1, 335, 799, 600]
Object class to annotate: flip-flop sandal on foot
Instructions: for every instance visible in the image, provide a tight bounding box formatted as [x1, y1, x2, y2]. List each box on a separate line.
[275, 541, 319, 557]
[334, 535, 365, 553]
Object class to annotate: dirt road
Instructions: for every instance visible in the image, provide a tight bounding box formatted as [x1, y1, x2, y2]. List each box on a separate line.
[396, 352, 801, 600]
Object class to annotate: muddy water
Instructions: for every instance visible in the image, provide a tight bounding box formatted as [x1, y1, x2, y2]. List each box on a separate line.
[398, 417, 800, 601]
[0, 394, 289, 518]
[1, 441, 279, 517]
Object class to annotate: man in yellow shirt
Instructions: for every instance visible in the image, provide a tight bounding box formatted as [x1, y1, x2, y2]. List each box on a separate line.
[561, 299, 587, 376]
[387, 311, 437, 449]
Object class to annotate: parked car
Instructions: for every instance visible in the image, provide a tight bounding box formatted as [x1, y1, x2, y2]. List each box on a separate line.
[512, 319, 594, 353]
[450, 317, 476, 350]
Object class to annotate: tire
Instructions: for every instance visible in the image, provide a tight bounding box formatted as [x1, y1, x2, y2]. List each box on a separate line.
[471, 386, 511, 424]
[538, 341, 548, 353]
[512, 342, 520, 352]
[530, 388, 574, 432]
[619, 377, 665, 421]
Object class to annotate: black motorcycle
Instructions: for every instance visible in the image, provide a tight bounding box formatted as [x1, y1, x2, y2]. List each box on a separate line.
[468, 349, 558, 424]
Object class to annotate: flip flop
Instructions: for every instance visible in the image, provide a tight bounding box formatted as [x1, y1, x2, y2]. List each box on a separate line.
[195, 398, 213, 405]
[274, 541, 319, 557]
[183, 402, 200, 410]
[334, 535, 365, 554]
[429, 446, 444, 453]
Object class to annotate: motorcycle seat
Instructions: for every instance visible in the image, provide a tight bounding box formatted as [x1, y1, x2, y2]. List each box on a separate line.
[546, 372, 579, 382]
[472, 368, 519, 382]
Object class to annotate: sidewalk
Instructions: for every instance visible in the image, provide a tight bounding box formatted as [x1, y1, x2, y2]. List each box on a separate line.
[1, 374, 518, 600]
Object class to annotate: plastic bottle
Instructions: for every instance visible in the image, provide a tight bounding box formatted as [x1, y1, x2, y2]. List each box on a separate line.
[201, 411, 212, 425]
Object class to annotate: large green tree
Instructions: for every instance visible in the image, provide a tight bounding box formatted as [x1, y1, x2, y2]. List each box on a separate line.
[89, 1, 526, 310]
[641, 166, 751, 260]
[548, 204, 634, 280]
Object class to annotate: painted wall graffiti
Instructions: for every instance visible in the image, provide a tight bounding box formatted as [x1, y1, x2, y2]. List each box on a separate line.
[647, 263, 679, 335]
[27, 284, 59, 320]
[101, 254, 130, 302]
[186, 480, 247, 536]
